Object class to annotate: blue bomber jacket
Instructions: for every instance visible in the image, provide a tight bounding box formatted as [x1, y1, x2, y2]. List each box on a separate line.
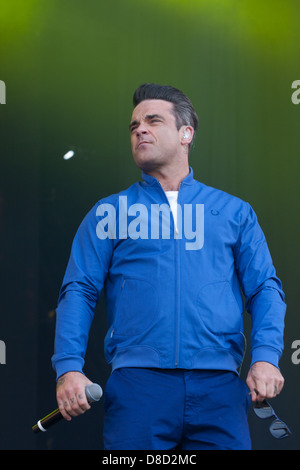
[52, 168, 286, 379]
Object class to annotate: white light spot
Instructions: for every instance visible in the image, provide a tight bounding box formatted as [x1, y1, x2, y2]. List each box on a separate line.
[63, 150, 75, 160]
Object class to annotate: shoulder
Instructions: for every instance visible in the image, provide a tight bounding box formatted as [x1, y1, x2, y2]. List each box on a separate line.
[193, 178, 251, 214]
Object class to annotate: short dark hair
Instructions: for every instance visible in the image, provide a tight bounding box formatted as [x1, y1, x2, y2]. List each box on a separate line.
[133, 83, 199, 149]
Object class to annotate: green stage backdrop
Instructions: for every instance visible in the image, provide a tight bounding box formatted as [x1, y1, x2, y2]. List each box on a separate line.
[0, 0, 299, 449]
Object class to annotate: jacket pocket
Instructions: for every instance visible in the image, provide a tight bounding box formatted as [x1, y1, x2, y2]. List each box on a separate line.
[197, 281, 242, 335]
[113, 277, 158, 336]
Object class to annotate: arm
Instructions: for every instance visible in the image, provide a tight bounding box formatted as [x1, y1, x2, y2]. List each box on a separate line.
[52, 203, 113, 414]
[234, 203, 286, 399]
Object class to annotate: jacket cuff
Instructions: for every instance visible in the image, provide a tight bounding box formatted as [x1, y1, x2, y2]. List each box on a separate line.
[52, 357, 85, 380]
[250, 346, 281, 369]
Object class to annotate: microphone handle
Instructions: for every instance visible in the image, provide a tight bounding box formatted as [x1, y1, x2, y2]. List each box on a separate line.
[32, 408, 62, 433]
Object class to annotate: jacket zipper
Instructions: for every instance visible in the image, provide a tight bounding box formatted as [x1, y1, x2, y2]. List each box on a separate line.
[174, 183, 182, 367]
[175, 233, 180, 366]
[155, 180, 182, 367]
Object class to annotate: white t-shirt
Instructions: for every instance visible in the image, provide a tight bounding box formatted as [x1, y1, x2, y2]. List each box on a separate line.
[165, 191, 179, 234]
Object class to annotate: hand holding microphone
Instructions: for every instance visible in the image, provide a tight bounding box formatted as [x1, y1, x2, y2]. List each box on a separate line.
[32, 373, 103, 433]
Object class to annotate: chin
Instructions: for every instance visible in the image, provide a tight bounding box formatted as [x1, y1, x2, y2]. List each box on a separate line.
[133, 154, 158, 172]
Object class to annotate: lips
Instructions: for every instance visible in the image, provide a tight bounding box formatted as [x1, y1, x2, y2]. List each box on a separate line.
[136, 140, 152, 150]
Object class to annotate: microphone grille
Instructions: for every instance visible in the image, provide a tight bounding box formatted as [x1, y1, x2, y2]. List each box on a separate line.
[86, 383, 103, 403]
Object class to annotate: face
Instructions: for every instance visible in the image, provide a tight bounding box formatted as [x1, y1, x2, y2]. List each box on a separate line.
[129, 99, 190, 173]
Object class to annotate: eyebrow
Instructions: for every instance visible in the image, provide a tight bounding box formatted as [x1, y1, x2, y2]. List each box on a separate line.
[129, 114, 165, 131]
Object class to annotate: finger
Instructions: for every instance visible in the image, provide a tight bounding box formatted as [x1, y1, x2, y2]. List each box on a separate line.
[68, 386, 93, 414]
[57, 391, 82, 418]
[265, 376, 284, 399]
[273, 379, 284, 397]
[248, 388, 259, 402]
[252, 381, 267, 402]
[277, 375, 285, 394]
[57, 398, 72, 421]
[246, 378, 257, 399]
[69, 396, 84, 415]
[65, 394, 88, 416]
[246, 375, 255, 394]
[64, 397, 80, 417]
[246, 376, 263, 402]
[76, 391, 91, 412]
[277, 380, 284, 395]
[265, 380, 276, 399]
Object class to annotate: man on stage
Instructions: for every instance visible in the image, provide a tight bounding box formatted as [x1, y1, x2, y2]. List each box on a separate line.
[52, 83, 286, 449]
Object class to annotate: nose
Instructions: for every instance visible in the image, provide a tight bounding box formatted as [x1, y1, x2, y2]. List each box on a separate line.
[135, 124, 149, 137]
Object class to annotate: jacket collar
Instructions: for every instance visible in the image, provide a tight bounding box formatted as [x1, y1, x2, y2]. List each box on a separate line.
[142, 167, 194, 187]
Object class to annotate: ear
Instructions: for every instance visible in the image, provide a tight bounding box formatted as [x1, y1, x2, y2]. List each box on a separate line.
[180, 126, 194, 145]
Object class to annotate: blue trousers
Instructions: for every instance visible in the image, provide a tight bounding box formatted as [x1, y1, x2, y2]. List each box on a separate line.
[103, 368, 252, 450]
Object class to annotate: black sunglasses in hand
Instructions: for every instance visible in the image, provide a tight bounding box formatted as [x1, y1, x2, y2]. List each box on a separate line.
[253, 400, 292, 439]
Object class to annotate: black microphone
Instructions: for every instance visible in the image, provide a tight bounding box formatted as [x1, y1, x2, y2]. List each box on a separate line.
[32, 383, 103, 433]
